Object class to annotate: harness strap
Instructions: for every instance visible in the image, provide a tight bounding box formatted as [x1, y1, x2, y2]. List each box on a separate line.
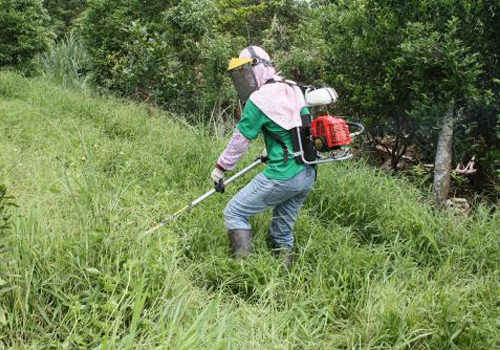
[261, 127, 289, 164]
[246, 46, 274, 67]
[265, 78, 308, 90]
[247, 45, 259, 58]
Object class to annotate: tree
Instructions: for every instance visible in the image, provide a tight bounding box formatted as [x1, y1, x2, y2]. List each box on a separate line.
[299, 1, 484, 202]
[0, 0, 54, 67]
[43, 0, 88, 38]
[396, 19, 481, 204]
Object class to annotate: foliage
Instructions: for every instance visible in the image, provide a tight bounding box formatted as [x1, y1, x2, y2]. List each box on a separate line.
[33, 30, 91, 87]
[0, 0, 54, 67]
[77, 0, 309, 114]
[42, 0, 88, 38]
[266, 15, 327, 85]
[0, 184, 15, 238]
[446, 0, 500, 193]
[305, 1, 484, 170]
[0, 183, 17, 300]
[78, 0, 232, 112]
[215, 0, 306, 44]
[0, 71, 498, 349]
[2, 0, 496, 193]
[78, 0, 141, 87]
[109, 1, 235, 111]
[275, 0, 497, 193]
[396, 18, 481, 114]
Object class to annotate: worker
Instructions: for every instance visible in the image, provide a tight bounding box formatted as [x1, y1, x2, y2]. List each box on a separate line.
[210, 46, 315, 269]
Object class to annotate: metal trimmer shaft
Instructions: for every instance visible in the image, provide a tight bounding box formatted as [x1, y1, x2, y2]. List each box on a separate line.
[142, 157, 266, 236]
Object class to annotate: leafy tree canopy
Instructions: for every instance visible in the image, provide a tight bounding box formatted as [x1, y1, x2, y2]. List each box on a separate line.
[43, 0, 87, 38]
[0, 0, 54, 67]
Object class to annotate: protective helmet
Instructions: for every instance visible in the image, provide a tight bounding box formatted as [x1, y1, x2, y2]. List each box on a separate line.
[227, 46, 275, 103]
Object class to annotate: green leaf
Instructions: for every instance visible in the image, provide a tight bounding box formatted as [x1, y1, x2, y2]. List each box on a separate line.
[85, 267, 101, 275]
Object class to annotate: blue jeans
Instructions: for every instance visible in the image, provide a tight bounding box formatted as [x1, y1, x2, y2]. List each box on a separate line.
[224, 166, 315, 249]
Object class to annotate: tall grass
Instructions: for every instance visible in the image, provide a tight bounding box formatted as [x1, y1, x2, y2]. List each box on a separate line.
[33, 30, 91, 88]
[0, 71, 498, 349]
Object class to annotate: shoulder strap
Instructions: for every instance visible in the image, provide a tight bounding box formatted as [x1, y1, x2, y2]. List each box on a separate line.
[264, 78, 309, 92]
[261, 126, 289, 164]
[247, 45, 259, 58]
[246, 46, 274, 67]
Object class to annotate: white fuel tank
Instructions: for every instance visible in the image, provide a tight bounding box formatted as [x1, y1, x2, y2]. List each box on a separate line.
[305, 87, 339, 107]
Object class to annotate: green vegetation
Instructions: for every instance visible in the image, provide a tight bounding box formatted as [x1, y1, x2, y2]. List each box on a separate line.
[0, 0, 54, 68]
[1, 0, 497, 192]
[73, 0, 498, 193]
[1, 71, 498, 348]
[42, 0, 87, 38]
[33, 30, 90, 88]
[0, 0, 498, 347]
[0, 182, 16, 292]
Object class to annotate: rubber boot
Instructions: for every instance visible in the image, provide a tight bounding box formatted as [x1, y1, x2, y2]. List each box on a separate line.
[281, 250, 294, 271]
[273, 248, 294, 271]
[227, 229, 253, 258]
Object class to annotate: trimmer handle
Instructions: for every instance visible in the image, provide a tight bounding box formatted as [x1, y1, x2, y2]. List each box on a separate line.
[258, 155, 269, 163]
[214, 179, 225, 193]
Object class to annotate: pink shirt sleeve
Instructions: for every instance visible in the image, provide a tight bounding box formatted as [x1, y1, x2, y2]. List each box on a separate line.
[217, 129, 251, 171]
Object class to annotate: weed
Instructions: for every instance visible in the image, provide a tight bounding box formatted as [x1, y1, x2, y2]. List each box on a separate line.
[0, 72, 498, 349]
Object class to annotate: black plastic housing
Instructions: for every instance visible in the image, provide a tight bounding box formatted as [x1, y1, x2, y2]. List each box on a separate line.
[291, 114, 317, 164]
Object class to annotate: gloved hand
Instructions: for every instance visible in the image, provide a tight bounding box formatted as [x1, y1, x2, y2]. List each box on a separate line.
[260, 149, 268, 162]
[211, 167, 225, 183]
[211, 165, 226, 193]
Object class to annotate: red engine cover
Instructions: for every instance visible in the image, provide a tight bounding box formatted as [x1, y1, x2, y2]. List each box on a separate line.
[311, 115, 351, 149]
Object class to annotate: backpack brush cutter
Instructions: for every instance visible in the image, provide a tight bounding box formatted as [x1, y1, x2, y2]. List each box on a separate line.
[143, 86, 363, 236]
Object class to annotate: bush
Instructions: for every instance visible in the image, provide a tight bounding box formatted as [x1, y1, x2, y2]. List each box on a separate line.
[79, 0, 237, 113]
[42, 0, 87, 39]
[0, 0, 54, 67]
[78, 0, 310, 115]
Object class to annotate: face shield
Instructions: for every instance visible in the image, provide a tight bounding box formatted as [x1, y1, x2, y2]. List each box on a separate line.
[227, 58, 259, 103]
[227, 47, 275, 103]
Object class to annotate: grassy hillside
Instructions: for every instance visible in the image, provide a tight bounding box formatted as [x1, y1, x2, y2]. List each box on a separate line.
[0, 71, 498, 349]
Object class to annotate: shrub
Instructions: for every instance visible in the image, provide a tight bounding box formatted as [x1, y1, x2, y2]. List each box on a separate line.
[0, 0, 54, 67]
[42, 0, 87, 38]
[78, 0, 309, 115]
[79, 0, 236, 113]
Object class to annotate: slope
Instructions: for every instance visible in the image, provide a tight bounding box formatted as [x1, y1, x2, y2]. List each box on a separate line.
[0, 71, 498, 349]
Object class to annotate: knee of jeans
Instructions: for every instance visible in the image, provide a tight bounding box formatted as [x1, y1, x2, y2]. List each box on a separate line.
[223, 202, 238, 227]
[223, 202, 232, 219]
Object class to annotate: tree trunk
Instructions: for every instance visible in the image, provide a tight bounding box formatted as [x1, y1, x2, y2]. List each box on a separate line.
[433, 100, 455, 206]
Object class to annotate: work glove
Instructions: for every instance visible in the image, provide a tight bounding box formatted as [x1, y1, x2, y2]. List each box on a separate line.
[261, 149, 268, 160]
[211, 165, 226, 193]
[211, 167, 224, 183]
[259, 149, 268, 163]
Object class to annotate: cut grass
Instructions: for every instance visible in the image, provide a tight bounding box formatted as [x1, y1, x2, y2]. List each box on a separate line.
[0, 71, 498, 349]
